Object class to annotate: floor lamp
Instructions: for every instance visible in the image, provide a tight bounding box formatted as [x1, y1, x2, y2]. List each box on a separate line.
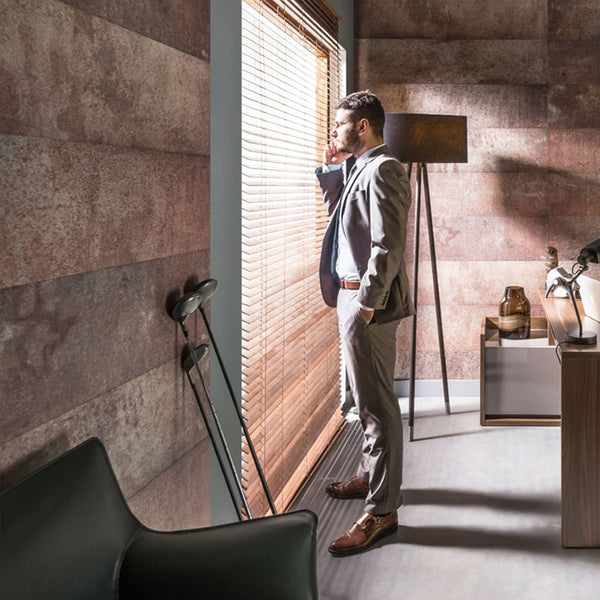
[384, 113, 468, 441]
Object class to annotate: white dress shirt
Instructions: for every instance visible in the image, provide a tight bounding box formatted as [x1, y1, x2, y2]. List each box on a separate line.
[326, 143, 386, 312]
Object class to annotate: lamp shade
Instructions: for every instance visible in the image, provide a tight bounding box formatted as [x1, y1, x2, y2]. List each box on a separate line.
[384, 113, 468, 163]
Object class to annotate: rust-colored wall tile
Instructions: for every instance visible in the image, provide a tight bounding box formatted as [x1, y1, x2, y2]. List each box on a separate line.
[549, 0, 600, 41]
[2, 0, 211, 527]
[0, 250, 210, 443]
[1, 0, 209, 153]
[1, 135, 209, 289]
[549, 129, 600, 173]
[549, 41, 600, 84]
[420, 172, 549, 217]
[61, 0, 210, 60]
[548, 172, 600, 216]
[355, 0, 547, 40]
[395, 349, 481, 380]
[128, 439, 211, 531]
[398, 304, 498, 352]
[462, 129, 549, 173]
[404, 216, 547, 263]
[356, 39, 548, 86]
[549, 85, 600, 128]
[380, 84, 547, 129]
[410, 261, 547, 307]
[0, 358, 208, 494]
[548, 216, 600, 261]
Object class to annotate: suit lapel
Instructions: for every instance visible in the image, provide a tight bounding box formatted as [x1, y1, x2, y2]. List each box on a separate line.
[339, 145, 391, 207]
[337, 145, 393, 226]
[339, 161, 364, 214]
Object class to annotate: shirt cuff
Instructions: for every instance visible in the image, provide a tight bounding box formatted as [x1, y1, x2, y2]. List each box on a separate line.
[357, 301, 374, 312]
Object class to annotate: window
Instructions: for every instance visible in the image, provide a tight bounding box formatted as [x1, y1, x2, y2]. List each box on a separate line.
[241, 0, 345, 514]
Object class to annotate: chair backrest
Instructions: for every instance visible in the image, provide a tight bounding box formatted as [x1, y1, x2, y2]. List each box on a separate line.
[1, 438, 140, 600]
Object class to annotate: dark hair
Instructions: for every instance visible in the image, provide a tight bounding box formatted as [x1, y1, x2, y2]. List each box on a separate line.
[336, 90, 385, 138]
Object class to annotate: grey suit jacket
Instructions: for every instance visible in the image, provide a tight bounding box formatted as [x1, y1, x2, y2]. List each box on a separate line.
[316, 145, 415, 324]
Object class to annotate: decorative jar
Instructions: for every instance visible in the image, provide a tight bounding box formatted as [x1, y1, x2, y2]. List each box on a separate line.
[499, 286, 531, 339]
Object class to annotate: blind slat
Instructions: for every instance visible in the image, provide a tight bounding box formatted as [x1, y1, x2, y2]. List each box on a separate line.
[241, 0, 344, 516]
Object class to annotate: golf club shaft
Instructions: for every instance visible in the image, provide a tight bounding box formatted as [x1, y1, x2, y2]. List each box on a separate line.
[185, 372, 244, 521]
[199, 306, 277, 515]
[181, 323, 253, 519]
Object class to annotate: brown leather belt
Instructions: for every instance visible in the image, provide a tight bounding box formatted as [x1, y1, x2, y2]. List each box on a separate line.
[339, 279, 360, 290]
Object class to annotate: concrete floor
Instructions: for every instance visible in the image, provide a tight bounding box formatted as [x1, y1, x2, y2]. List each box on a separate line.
[292, 396, 600, 600]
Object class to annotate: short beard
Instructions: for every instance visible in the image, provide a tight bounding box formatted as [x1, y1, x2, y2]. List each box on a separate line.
[337, 123, 361, 155]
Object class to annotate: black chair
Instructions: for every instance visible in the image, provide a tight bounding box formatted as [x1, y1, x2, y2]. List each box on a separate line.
[1, 438, 318, 600]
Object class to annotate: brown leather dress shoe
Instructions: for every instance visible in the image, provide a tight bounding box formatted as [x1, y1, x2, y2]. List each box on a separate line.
[328, 511, 398, 556]
[325, 476, 369, 499]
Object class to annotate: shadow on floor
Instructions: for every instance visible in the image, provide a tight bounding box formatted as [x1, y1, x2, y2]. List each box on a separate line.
[411, 427, 491, 442]
[403, 488, 561, 514]
[374, 524, 600, 566]
[388, 524, 558, 553]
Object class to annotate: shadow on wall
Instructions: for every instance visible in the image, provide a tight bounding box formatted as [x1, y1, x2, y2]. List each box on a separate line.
[164, 276, 203, 318]
[496, 157, 600, 269]
[0, 269, 210, 496]
[1, 433, 70, 490]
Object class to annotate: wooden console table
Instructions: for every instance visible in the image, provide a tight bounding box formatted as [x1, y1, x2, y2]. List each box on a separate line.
[541, 293, 600, 548]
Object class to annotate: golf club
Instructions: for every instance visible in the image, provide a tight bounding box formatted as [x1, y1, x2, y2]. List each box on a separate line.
[171, 291, 202, 325]
[192, 279, 277, 515]
[182, 344, 251, 520]
[171, 294, 252, 518]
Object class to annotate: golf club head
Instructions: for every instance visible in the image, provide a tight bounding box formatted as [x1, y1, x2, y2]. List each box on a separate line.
[192, 278, 218, 307]
[182, 343, 210, 374]
[171, 292, 202, 324]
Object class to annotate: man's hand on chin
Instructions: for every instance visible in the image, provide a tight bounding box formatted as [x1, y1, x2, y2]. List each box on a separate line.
[323, 141, 353, 165]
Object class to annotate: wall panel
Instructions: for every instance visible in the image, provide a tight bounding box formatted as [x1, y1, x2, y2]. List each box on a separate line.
[61, 0, 210, 59]
[0, 357, 208, 493]
[356, 0, 546, 40]
[549, 85, 600, 128]
[357, 39, 548, 86]
[1, 0, 212, 530]
[356, 0, 600, 381]
[1, 0, 209, 153]
[376, 84, 548, 129]
[1, 135, 209, 288]
[128, 439, 212, 531]
[0, 250, 209, 441]
[549, 0, 600, 40]
[549, 41, 600, 84]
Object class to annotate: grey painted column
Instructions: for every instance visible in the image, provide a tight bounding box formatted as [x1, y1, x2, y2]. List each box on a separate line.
[329, 0, 354, 93]
[210, 0, 242, 525]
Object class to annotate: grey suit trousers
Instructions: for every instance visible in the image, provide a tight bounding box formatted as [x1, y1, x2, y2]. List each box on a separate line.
[337, 288, 403, 514]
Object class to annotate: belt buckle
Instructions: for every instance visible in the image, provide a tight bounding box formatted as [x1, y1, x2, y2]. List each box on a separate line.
[340, 279, 359, 290]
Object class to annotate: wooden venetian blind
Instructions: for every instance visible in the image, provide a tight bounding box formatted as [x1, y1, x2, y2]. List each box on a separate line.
[241, 0, 345, 514]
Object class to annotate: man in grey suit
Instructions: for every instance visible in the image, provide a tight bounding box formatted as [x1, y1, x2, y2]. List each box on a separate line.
[316, 91, 414, 556]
